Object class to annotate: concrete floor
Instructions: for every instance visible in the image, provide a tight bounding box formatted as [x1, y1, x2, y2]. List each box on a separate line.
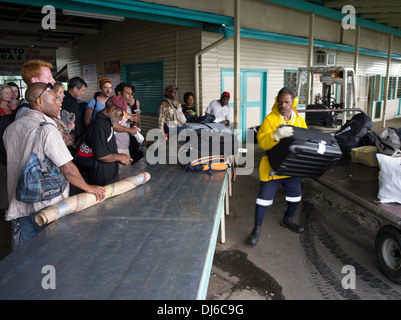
[207, 116, 401, 300]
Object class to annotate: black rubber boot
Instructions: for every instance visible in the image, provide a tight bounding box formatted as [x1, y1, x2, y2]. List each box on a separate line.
[280, 215, 304, 234]
[247, 224, 261, 245]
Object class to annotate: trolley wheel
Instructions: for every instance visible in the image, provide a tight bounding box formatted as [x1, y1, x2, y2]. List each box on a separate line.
[375, 226, 401, 284]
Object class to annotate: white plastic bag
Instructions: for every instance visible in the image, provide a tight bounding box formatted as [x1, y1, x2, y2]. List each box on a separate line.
[377, 153, 401, 204]
[134, 131, 145, 144]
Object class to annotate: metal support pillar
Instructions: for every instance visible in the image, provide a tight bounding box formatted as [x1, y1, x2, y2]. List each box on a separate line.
[234, 0, 241, 131]
[353, 26, 360, 115]
[382, 34, 393, 128]
[307, 13, 315, 105]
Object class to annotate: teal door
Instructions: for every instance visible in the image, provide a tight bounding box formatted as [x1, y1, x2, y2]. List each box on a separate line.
[222, 69, 267, 141]
[368, 75, 384, 121]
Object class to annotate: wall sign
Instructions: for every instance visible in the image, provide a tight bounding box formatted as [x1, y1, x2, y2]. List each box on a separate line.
[0, 46, 56, 75]
[104, 61, 121, 74]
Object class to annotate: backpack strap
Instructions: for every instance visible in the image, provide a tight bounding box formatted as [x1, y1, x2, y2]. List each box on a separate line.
[31, 122, 56, 172]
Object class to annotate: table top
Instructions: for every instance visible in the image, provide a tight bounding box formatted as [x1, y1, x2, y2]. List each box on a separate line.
[0, 159, 227, 299]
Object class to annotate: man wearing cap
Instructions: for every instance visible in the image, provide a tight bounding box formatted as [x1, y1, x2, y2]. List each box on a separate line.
[158, 85, 186, 136]
[85, 95, 133, 186]
[84, 77, 113, 128]
[205, 91, 232, 125]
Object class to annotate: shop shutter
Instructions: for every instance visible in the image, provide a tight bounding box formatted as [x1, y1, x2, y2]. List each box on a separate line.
[124, 60, 164, 114]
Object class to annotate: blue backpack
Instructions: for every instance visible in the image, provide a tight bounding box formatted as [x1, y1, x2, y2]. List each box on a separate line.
[15, 122, 68, 203]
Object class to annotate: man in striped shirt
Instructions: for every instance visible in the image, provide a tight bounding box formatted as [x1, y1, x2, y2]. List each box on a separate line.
[157, 85, 186, 137]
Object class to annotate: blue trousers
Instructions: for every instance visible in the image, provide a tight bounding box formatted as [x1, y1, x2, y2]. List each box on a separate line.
[12, 212, 46, 250]
[254, 177, 302, 225]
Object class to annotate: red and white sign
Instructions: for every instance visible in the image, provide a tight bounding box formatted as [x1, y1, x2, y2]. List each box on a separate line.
[104, 60, 121, 74]
[0, 46, 56, 75]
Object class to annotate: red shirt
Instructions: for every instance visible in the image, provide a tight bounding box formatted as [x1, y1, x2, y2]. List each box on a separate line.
[0, 105, 12, 116]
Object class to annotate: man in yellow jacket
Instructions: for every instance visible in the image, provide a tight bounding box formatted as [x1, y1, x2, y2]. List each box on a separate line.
[248, 87, 308, 245]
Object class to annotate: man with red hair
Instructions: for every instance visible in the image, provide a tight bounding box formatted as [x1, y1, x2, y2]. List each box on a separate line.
[16, 59, 56, 119]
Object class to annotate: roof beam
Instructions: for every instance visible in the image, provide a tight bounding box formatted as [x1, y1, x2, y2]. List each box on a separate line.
[4, 0, 232, 28]
[360, 13, 401, 19]
[375, 18, 401, 24]
[325, 1, 401, 7]
[356, 7, 401, 14]
[262, 0, 401, 37]
[0, 20, 99, 34]
[0, 38, 72, 48]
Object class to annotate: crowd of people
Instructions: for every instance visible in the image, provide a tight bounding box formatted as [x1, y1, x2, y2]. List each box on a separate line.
[1, 57, 306, 252]
[0, 59, 234, 248]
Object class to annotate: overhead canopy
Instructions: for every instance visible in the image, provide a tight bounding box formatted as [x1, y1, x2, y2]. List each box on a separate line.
[0, 0, 233, 48]
[267, 0, 401, 37]
[1, 0, 401, 50]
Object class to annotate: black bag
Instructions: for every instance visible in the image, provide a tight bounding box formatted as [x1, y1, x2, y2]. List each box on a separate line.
[265, 126, 342, 178]
[180, 123, 239, 158]
[129, 135, 144, 164]
[75, 141, 99, 169]
[180, 154, 236, 181]
[196, 114, 215, 124]
[334, 112, 373, 155]
[359, 130, 378, 147]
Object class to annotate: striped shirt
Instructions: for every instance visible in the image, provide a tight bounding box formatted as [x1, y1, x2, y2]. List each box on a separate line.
[157, 98, 187, 130]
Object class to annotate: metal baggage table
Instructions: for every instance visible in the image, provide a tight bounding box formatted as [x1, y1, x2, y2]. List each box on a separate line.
[0, 159, 229, 299]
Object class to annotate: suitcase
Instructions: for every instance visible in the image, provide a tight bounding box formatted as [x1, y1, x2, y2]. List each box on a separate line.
[180, 123, 239, 158]
[335, 112, 373, 155]
[265, 125, 342, 178]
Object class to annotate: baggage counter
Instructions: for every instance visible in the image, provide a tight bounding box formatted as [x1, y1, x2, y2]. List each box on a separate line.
[315, 158, 401, 226]
[0, 159, 229, 299]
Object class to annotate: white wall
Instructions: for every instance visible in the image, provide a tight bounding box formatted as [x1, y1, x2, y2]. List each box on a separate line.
[200, 31, 401, 123]
[57, 19, 201, 106]
[140, 0, 401, 55]
[55, 1, 401, 130]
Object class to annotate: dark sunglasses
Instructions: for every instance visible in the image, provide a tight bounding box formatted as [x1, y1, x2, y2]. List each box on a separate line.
[38, 83, 54, 99]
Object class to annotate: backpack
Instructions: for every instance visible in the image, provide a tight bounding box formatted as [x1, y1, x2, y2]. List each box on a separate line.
[181, 154, 235, 180]
[196, 113, 215, 124]
[334, 112, 373, 155]
[375, 127, 401, 156]
[15, 122, 68, 203]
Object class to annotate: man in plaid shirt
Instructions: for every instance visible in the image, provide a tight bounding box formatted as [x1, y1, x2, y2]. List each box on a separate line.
[158, 85, 186, 137]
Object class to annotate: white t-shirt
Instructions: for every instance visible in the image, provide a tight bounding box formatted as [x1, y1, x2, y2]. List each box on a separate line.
[205, 99, 232, 123]
[115, 105, 132, 151]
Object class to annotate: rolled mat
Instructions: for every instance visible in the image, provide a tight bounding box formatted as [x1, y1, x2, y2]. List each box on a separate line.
[35, 172, 151, 226]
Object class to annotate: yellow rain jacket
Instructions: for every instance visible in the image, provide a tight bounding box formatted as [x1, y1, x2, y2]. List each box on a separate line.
[257, 97, 308, 181]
